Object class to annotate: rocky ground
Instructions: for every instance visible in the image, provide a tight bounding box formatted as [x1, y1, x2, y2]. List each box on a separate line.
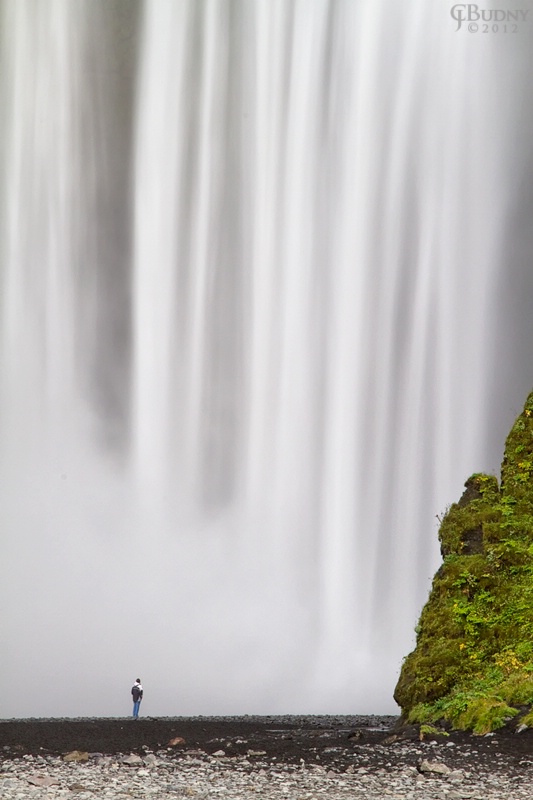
[1, 716, 532, 799]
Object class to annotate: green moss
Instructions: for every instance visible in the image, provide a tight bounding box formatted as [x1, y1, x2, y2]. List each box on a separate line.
[395, 390, 533, 733]
[520, 709, 533, 727]
[451, 698, 518, 736]
[419, 723, 449, 739]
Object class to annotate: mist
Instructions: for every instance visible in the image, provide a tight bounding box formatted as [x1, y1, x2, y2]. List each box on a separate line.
[1, 0, 533, 719]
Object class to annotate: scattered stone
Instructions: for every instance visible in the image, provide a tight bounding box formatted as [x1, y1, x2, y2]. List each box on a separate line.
[121, 754, 143, 766]
[0, 718, 530, 800]
[63, 751, 89, 762]
[27, 774, 60, 786]
[448, 769, 465, 783]
[417, 759, 452, 776]
[515, 723, 528, 733]
[168, 736, 186, 746]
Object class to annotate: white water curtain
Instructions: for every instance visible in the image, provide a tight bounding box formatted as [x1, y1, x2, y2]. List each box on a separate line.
[0, 0, 532, 717]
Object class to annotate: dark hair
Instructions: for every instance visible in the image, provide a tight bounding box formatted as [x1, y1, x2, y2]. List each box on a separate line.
[136, 678, 141, 683]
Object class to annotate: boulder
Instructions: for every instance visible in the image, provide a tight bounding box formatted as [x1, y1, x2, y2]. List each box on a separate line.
[416, 760, 451, 776]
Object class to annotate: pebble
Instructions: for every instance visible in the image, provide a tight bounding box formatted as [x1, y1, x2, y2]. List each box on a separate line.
[0, 747, 532, 800]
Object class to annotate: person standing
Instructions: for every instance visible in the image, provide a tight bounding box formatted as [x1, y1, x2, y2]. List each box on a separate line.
[131, 678, 143, 719]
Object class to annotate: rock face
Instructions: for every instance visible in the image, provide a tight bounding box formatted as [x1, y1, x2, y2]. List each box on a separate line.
[394, 390, 533, 733]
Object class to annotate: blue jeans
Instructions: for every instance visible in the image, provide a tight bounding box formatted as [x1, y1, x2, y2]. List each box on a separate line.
[133, 700, 141, 718]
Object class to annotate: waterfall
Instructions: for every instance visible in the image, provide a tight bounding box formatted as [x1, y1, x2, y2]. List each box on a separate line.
[1, 0, 532, 718]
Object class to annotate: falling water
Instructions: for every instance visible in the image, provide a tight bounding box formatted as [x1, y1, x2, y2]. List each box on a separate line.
[1, 0, 533, 718]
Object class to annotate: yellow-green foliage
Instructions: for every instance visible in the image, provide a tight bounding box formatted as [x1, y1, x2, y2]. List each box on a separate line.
[395, 390, 533, 733]
[521, 709, 533, 727]
[451, 698, 518, 736]
[419, 723, 449, 739]
[498, 671, 533, 705]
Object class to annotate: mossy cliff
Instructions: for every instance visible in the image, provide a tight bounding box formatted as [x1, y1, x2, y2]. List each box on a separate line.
[394, 389, 533, 733]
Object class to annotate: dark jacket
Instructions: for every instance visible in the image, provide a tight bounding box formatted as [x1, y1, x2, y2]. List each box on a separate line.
[132, 684, 143, 702]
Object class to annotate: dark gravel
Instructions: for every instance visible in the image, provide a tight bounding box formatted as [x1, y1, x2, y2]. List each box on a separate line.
[1, 715, 532, 775]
